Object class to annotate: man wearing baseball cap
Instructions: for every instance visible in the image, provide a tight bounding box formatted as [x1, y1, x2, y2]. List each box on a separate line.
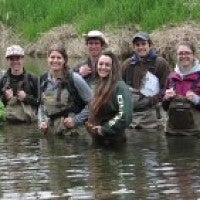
[74, 30, 108, 87]
[0, 45, 38, 123]
[122, 31, 170, 130]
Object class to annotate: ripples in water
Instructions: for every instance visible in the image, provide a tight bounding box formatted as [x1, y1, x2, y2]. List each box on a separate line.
[0, 125, 199, 199]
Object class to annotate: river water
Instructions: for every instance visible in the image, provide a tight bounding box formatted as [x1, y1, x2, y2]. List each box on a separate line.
[0, 124, 200, 200]
[0, 57, 200, 199]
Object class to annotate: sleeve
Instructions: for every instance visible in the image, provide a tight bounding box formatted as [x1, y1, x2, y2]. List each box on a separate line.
[121, 58, 131, 83]
[191, 79, 200, 109]
[37, 104, 49, 126]
[72, 73, 92, 125]
[161, 76, 171, 111]
[73, 59, 87, 73]
[0, 77, 7, 105]
[150, 57, 171, 104]
[101, 81, 133, 135]
[155, 57, 171, 90]
[23, 74, 39, 107]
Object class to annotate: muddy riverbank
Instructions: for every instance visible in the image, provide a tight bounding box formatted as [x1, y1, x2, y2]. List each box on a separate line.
[1, 22, 200, 66]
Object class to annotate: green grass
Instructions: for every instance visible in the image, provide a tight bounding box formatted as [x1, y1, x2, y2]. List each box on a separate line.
[0, 0, 199, 40]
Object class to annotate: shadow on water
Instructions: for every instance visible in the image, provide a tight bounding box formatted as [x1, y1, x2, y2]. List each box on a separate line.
[0, 124, 199, 199]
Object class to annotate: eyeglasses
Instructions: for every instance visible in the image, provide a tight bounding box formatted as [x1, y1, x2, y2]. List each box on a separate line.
[177, 51, 193, 56]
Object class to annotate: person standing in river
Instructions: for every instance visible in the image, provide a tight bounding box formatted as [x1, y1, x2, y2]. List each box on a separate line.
[162, 40, 200, 136]
[85, 51, 132, 145]
[38, 43, 92, 135]
[0, 45, 38, 123]
[73, 30, 108, 87]
[122, 31, 170, 130]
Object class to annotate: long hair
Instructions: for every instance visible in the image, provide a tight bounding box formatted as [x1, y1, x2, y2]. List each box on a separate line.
[90, 51, 121, 116]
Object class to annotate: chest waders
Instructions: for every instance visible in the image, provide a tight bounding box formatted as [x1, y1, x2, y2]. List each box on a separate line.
[3, 75, 36, 123]
[167, 74, 200, 135]
[42, 85, 72, 119]
[168, 97, 194, 129]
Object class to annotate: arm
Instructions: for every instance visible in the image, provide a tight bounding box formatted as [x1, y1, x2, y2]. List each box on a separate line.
[142, 57, 170, 106]
[162, 76, 174, 111]
[23, 74, 39, 107]
[66, 73, 92, 126]
[121, 58, 132, 84]
[0, 77, 7, 105]
[101, 81, 133, 135]
[38, 104, 49, 125]
[38, 104, 49, 132]
[73, 58, 92, 77]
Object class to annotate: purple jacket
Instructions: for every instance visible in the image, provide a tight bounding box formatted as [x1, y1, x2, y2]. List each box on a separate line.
[165, 71, 200, 96]
[162, 60, 200, 111]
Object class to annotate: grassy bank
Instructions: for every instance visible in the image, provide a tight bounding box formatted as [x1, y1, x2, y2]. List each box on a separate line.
[0, 0, 199, 40]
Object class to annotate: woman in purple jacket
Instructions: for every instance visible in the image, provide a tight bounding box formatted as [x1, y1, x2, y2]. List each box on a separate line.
[162, 40, 200, 136]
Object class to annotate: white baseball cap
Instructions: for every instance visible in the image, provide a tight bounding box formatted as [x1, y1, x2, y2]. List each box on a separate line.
[83, 30, 108, 47]
[5, 45, 25, 58]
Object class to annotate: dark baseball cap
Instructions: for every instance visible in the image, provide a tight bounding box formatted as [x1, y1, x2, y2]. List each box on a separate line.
[132, 32, 151, 43]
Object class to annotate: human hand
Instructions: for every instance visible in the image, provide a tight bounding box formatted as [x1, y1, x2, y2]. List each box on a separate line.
[79, 64, 92, 77]
[164, 88, 176, 99]
[5, 88, 13, 100]
[186, 90, 199, 103]
[85, 122, 102, 135]
[39, 121, 48, 133]
[17, 90, 26, 101]
[64, 117, 75, 128]
[93, 126, 103, 136]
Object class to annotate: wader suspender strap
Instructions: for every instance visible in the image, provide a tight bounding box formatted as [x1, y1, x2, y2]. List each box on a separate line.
[3, 75, 28, 93]
[37, 77, 40, 104]
[56, 80, 63, 103]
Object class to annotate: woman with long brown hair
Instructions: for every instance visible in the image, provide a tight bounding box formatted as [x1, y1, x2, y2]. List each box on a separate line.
[85, 51, 132, 145]
[38, 43, 92, 135]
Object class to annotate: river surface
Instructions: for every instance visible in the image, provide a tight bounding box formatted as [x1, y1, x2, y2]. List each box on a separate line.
[0, 123, 199, 200]
[0, 57, 200, 199]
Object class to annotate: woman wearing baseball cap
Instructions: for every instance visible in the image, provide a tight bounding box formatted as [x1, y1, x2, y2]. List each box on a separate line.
[0, 45, 38, 123]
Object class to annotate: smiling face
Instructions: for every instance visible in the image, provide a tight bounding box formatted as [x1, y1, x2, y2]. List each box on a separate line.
[97, 55, 112, 78]
[47, 50, 65, 72]
[87, 38, 103, 57]
[7, 55, 24, 75]
[177, 44, 195, 70]
[133, 39, 151, 57]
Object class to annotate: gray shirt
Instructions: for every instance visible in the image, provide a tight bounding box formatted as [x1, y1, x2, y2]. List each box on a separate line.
[38, 71, 92, 126]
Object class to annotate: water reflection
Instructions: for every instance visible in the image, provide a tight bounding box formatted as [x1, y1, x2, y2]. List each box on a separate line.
[0, 123, 199, 199]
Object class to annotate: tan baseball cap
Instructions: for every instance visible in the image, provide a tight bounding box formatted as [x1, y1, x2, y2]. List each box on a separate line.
[83, 30, 108, 47]
[5, 45, 24, 58]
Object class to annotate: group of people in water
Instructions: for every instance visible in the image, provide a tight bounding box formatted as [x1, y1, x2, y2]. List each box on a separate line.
[0, 29, 200, 145]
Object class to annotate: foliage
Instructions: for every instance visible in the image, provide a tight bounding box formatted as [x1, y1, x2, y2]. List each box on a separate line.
[0, 0, 199, 40]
